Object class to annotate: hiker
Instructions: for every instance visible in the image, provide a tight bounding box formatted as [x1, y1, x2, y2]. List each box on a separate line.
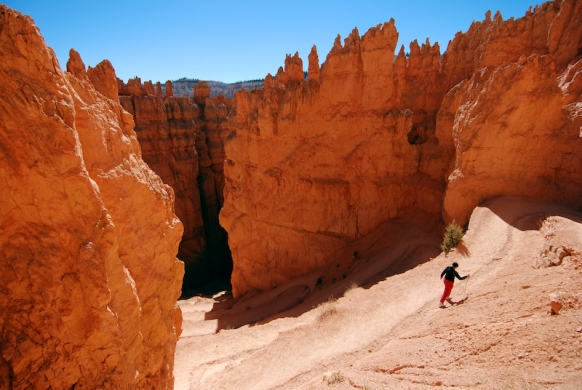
[439, 262, 469, 308]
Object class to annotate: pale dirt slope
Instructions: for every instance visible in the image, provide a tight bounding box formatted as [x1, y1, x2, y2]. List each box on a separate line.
[175, 197, 582, 389]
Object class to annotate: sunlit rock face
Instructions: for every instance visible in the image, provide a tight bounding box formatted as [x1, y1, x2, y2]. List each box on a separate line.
[221, 0, 582, 297]
[0, 6, 183, 388]
[439, 1, 582, 225]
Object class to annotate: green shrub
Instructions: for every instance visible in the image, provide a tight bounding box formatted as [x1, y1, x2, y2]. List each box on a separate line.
[441, 221, 464, 254]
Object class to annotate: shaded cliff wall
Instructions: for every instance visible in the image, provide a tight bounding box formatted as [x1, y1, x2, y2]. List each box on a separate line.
[119, 80, 232, 291]
[221, 0, 582, 297]
[0, 6, 183, 388]
[193, 84, 233, 285]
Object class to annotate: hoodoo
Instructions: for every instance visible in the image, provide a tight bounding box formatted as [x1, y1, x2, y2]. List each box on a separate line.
[220, 0, 582, 297]
[0, 6, 183, 388]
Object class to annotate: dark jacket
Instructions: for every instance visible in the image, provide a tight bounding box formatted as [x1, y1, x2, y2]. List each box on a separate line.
[441, 266, 467, 283]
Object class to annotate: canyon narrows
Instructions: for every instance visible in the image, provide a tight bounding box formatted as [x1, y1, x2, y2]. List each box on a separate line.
[117, 79, 233, 294]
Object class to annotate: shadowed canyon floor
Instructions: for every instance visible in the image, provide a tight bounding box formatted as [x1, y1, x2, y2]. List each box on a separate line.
[175, 197, 582, 389]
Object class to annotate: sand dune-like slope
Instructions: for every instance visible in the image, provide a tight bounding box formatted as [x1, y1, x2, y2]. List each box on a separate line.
[175, 197, 582, 389]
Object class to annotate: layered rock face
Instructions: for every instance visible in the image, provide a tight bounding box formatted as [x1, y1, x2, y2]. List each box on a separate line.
[119, 80, 232, 290]
[439, 1, 582, 225]
[0, 6, 183, 389]
[222, 26, 449, 297]
[221, 0, 582, 297]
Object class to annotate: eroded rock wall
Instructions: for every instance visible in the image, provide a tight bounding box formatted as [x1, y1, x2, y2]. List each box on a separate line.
[221, 0, 582, 297]
[221, 22, 449, 297]
[118, 80, 232, 290]
[439, 0, 582, 225]
[0, 6, 183, 388]
[441, 54, 582, 226]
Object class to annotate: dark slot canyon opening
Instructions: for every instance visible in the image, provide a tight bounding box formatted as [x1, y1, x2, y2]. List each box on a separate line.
[180, 171, 233, 299]
[118, 90, 236, 300]
[178, 95, 235, 299]
[180, 230, 232, 299]
[178, 183, 232, 299]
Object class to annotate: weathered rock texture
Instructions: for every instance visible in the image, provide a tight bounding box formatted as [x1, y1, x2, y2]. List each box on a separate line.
[87, 59, 118, 102]
[221, 0, 582, 297]
[0, 6, 183, 389]
[118, 79, 232, 291]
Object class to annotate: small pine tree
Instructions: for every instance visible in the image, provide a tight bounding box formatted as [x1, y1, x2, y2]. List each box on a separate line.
[441, 221, 464, 254]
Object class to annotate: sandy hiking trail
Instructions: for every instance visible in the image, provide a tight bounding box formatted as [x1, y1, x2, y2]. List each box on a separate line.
[174, 197, 582, 389]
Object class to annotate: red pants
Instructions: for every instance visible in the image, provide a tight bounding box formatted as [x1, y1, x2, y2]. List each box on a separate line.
[440, 279, 454, 303]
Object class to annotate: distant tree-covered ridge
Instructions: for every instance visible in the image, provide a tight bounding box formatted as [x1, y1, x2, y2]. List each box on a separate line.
[162, 78, 265, 98]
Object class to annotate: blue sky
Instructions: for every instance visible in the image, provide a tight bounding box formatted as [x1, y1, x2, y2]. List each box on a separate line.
[5, 1, 539, 83]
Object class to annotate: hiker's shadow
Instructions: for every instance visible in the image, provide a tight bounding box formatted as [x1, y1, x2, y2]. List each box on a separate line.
[456, 242, 470, 257]
[452, 296, 468, 305]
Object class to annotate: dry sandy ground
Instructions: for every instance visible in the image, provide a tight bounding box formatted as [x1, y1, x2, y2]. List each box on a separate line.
[174, 197, 582, 389]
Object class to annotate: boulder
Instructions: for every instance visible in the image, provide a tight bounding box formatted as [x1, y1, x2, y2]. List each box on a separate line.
[549, 293, 564, 314]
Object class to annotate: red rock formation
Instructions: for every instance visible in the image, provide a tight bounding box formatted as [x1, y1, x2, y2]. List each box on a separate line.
[441, 55, 582, 226]
[307, 45, 320, 82]
[165, 80, 174, 97]
[221, 20, 447, 297]
[436, 0, 582, 225]
[143, 80, 154, 95]
[221, 0, 582, 297]
[264, 73, 275, 88]
[87, 59, 119, 101]
[119, 81, 232, 290]
[0, 6, 183, 388]
[117, 76, 156, 96]
[194, 81, 210, 104]
[274, 52, 304, 86]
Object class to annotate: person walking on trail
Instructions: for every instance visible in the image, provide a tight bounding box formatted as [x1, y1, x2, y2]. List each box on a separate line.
[439, 262, 469, 308]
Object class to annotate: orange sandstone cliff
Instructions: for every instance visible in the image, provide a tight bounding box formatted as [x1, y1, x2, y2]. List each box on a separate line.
[439, 1, 582, 225]
[118, 80, 232, 291]
[220, 0, 582, 297]
[0, 6, 183, 389]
